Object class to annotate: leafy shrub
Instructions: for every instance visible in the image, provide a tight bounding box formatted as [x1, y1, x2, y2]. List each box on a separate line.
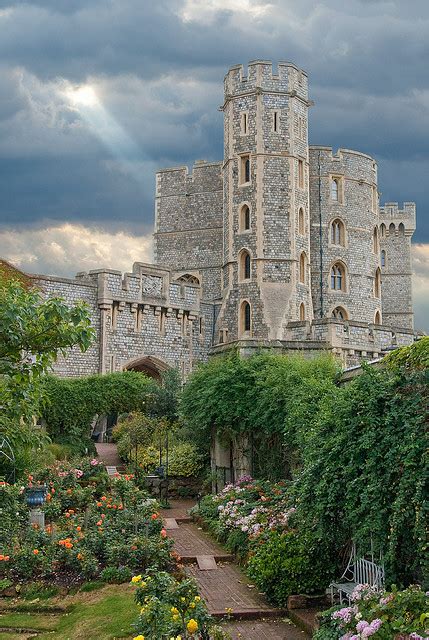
[247, 530, 334, 606]
[167, 442, 204, 477]
[100, 566, 132, 584]
[314, 584, 429, 639]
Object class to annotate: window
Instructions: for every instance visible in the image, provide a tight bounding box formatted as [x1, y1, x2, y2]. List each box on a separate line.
[240, 155, 251, 184]
[372, 186, 378, 212]
[330, 218, 345, 246]
[374, 268, 381, 298]
[330, 262, 346, 291]
[332, 306, 348, 321]
[381, 250, 386, 268]
[398, 222, 405, 236]
[240, 204, 251, 231]
[330, 177, 340, 201]
[373, 227, 379, 253]
[239, 250, 251, 281]
[298, 160, 304, 188]
[241, 112, 248, 135]
[240, 301, 251, 335]
[299, 252, 307, 284]
[389, 223, 395, 235]
[298, 207, 305, 235]
[299, 302, 305, 321]
[374, 310, 382, 325]
[380, 223, 386, 238]
[273, 111, 279, 133]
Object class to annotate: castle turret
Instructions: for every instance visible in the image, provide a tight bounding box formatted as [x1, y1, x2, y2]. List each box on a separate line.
[218, 60, 313, 343]
[308, 147, 382, 325]
[379, 202, 416, 329]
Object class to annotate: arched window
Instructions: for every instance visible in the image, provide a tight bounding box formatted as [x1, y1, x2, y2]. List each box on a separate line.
[380, 223, 386, 238]
[389, 223, 395, 235]
[330, 262, 346, 291]
[299, 302, 305, 321]
[398, 222, 405, 236]
[374, 310, 382, 325]
[239, 250, 251, 281]
[331, 177, 339, 201]
[381, 250, 386, 268]
[374, 268, 381, 298]
[373, 227, 379, 253]
[330, 219, 345, 246]
[298, 207, 305, 235]
[240, 204, 250, 231]
[240, 301, 251, 335]
[332, 306, 348, 321]
[299, 252, 307, 284]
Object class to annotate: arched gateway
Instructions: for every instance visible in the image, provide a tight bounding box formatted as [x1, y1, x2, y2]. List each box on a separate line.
[123, 355, 170, 382]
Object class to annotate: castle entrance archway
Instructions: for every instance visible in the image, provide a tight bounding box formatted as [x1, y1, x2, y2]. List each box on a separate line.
[123, 355, 170, 382]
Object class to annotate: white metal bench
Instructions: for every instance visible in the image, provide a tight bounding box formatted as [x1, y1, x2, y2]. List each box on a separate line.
[330, 543, 385, 604]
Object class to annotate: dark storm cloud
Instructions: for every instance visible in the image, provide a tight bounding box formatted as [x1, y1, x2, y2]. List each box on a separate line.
[0, 0, 428, 241]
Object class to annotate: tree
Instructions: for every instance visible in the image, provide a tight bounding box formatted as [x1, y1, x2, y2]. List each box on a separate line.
[0, 279, 94, 478]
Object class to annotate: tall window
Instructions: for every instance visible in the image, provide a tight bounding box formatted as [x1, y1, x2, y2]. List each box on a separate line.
[240, 301, 251, 335]
[298, 160, 304, 188]
[332, 306, 348, 321]
[380, 223, 386, 238]
[298, 207, 305, 235]
[374, 268, 381, 298]
[373, 227, 379, 253]
[372, 186, 378, 212]
[399, 222, 405, 236]
[239, 250, 251, 281]
[381, 250, 386, 267]
[299, 302, 306, 321]
[331, 177, 342, 202]
[240, 155, 251, 184]
[330, 262, 346, 291]
[299, 252, 307, 284]
[374, 310, 382, 325]
[240, 204, 251, 231]
[273, 111, 279, 132]
[330, 219, 345, 245]
[241, 112, 248, 135]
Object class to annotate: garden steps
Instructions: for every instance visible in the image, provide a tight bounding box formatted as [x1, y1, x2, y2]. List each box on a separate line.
[287, 607, 320, 635]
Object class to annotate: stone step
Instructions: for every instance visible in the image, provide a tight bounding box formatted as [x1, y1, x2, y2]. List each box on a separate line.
[196, 555, 217, 570]
[288, 608, 320, 635]
[210, 608, 288, 621]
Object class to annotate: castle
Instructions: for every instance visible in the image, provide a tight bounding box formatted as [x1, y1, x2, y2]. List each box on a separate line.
[30, 60, 416, 380]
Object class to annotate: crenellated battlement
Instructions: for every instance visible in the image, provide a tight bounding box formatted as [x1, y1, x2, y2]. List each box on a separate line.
[309, 146, 377, 165]
[224, 60, 308, 101]
[380, 202, 416, 219]
[156, 160, 222, 198]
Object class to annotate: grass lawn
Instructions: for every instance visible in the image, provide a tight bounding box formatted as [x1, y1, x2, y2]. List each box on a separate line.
[0, 583, 137, 640]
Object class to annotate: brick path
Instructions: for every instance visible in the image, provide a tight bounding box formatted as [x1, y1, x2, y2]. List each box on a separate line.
[161, 501, 310, 639]
[95, 443, 122, 467]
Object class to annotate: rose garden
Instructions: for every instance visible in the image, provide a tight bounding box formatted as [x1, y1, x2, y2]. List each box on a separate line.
[1, 276, 428, 639]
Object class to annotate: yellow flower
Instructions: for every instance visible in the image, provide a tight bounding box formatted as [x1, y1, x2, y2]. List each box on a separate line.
[187, 619, 198, 634]
[131, 575, 142, 584]
[180, 597, 186, 602]
[171, 607, 179, 615]
[194, 596, 201, 602]
[172, 614, 179, 621]
[133, 636, 145, 640]
[190, 602, 195, 608]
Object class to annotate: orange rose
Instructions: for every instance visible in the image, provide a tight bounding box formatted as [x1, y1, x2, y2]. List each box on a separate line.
[160, 528, 167, 538]
[65, 513, 70, 518]
[76, 526, 81, 532]
[101, 496, 107, 501]
[96, 520, 102, 526]
[151, 513, 158, 520]
[33, 549, 39, 555]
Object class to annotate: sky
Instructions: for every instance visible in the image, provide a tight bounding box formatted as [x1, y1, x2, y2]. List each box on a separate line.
[0, 0, 427, 330]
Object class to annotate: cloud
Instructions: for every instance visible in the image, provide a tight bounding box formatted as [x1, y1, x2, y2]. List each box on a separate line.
[0, 223, 153, 277]
[179, 0, 273, 24]
[411, 244, 429, 333]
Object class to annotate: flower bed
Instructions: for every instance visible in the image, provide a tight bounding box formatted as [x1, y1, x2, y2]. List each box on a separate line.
[0, 458, 173, 587]
[314, 584, 429, 639]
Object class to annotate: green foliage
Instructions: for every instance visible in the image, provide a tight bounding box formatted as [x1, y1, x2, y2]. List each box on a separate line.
[147, 368, 182, 422]
[100, 566, 132, 584]
[314, 584, 429, 639]
[42, 372, 153, 453]
[180, 352, 339, 478]
[247, 530, 333, 605]
[384, 335, 429, 371]
[167, 442, 204, 477]
[295, 361, 428, 588]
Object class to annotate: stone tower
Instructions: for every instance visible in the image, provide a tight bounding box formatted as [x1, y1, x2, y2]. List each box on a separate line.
[217, 60, 313, 343]
[379, 202, 416, 330]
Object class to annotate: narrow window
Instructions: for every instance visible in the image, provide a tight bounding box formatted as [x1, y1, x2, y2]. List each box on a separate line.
[389, 223, 395, 235]
[372, 186, 378, 212]
[332, 306, 348, 321]
[298, 160, 304, 188]
[240, 204, 250, 231]
[240, 155, 251, 184]
[273, 111, 279, 132]
[330, 219, 345, 246]
[381, 250, 386, 268]
[373, 228, 379, 253]
[298, 207, 305, 235]
[299, 302, 305, 321]
[380, 223, 386, 238]
[240, 301, 251, 335]
[398, 222, 405, 236]
[331, 178, 339, 201]
[239, 250, 251, 281]
[241, 112, 248, 135]
[299, 252, 307, 284]
[374, 268, 381, 298]
[244, 253, 251, 280]
[374, 311, 382, 325]
[111, 302, 119, 330]
[330, 263, 346, 291]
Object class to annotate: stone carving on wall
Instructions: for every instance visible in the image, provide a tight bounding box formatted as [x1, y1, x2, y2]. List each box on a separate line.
[142, 275, 162, 297]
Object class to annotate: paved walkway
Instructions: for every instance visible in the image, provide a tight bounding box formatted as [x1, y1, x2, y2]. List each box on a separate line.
[95, 442, 122, 467]
[161, 501, 310, 640]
